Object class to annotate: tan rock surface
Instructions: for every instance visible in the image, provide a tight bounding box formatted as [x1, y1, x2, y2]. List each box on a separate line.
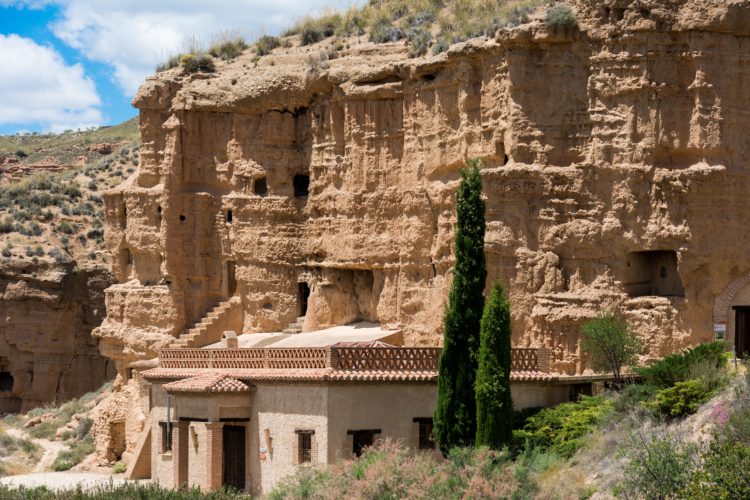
[94, 0, 750, 457]
[0, 260, 116, 413]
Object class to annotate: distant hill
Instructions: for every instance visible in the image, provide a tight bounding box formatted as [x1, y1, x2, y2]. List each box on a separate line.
[0, 117, 140, 267]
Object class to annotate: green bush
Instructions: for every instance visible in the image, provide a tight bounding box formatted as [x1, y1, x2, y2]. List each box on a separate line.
[545, 4, 578, 28]
[684, 439, 750, 498]
[293, 14, 341, 46]
[369, 15, 405, 43]
[514, 395, 613, 458]
[180, 53, 215, 73]
[620, 433, 698, 499]
[648, 379, 714, 418]
[407, 26, 431, 57]
[580, 311, 640, 384]
[613, 382, 657, 413]
[15, 149, 27, 158]
[112, 461, 127, 474]
[52, 435, 95, 471]
[255, 35, 280, 56]
[208, 35, 247, 61]
[57, 221, 76, 234]
[636, 341, 726, 388]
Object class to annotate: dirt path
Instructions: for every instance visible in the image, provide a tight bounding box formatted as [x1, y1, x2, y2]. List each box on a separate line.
[0, 471, 128, 490]
[5, 427, 67, 473]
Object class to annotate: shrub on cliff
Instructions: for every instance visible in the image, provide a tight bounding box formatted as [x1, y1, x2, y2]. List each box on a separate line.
[580, 311, 640, 385]
[255, 35, 280, 56]
[407, 26, 431, 57]
[208, 32, 247, 61]
[180, 53, 215, 74]
[476, 280, 513, 449]
[434, 160, 486, 453]
[545, 3, 578, 28]
[369, 13, 405, 43]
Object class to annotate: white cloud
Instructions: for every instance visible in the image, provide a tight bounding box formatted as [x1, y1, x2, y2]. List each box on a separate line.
[0, 34, 103, 132]
[49, 0, 365, 96]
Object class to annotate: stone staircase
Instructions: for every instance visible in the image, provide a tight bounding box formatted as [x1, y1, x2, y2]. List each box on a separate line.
[170, 296, 242, 348]
[282, 316, 306, 334]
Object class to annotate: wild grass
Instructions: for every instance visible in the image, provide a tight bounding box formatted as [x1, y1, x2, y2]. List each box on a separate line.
[0, 483, 251, 499]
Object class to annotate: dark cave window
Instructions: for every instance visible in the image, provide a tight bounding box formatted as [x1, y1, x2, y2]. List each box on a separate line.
[0, 372, 13, 392]
[179, 215, 185, 222]
[293, 174, 310, 198]
[226, 210, 233, 223]
[254, 177, 268, 196]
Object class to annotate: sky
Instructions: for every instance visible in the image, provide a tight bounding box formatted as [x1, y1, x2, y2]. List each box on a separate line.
[0, 0, 362, 135]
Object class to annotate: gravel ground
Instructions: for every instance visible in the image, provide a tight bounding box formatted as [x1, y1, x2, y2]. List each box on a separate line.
[0, 471, 128, 491]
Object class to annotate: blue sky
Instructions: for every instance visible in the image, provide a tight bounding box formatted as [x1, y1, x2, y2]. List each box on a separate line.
[0, 0, 362, 135]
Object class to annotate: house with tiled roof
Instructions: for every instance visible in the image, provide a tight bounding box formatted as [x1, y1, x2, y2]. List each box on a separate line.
[125, 324, 598, 494]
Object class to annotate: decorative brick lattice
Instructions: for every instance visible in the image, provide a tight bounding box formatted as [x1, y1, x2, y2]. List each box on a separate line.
[511, 348, 547, 372]
[159, 347, 551, 374]
[332, 347, 441, 371]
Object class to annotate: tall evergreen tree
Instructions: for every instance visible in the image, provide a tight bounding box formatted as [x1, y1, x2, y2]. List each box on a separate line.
[434, 161, 486, 454]
[475, 280, 513, 449]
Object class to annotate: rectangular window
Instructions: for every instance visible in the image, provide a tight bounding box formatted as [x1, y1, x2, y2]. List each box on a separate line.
[347, 429, 381, 457]
[413, 418, 435, 450]
[158, 421, 173, 453]
[296, 430, 314, 464]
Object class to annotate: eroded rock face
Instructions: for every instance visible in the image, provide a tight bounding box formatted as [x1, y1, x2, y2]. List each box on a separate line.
[96, 0, 750, 384]
[0, 261, 116, 413]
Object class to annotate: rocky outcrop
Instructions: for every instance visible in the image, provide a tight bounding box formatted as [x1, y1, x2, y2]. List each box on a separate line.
[0, 260, 116, 413]
[96, 0, 750, 387]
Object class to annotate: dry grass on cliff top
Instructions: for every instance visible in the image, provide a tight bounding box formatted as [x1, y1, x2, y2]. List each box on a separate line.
[158, 0, 565, 73]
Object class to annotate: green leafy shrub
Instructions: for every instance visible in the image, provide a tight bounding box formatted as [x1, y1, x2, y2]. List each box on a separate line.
[684, 439, 750, 498]
[514, 395, 613, 458]
[613, 382, 657, 413]
[648, 379, 714, 418]
[112, 461, 127, 474]
[255, 35, 280, 56]
[15, 149, 27, 158]
[620, 432, 698, 499]
[180, 53, 215, 74]
[636, 341, 726, 388]
[580, 311, 640, 384]
[545, 4, 578, 28]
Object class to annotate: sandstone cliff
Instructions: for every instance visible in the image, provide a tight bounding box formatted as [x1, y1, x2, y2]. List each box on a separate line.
[96, 0, 750, 384]
[0, 259, 116, 413]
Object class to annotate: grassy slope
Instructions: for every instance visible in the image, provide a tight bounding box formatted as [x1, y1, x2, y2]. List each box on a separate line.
[0, 118, 140, 267]
[0, 118, 139, 165]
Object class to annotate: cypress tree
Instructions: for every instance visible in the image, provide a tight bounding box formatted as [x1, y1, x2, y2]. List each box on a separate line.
[475, 280, 513, 449]
[434, 161, 486, 454]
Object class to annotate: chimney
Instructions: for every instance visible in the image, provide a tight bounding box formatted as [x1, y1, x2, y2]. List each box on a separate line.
[222, 330, 238, 349]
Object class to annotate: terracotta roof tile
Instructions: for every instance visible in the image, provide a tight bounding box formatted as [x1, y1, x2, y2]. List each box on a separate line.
[143, 367, 572, 384]
[162, 374, 253, 394]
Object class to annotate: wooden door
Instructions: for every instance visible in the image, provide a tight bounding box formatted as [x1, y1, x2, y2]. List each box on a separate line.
[736, 309, 750, 358]
[223, 425, 245, 491]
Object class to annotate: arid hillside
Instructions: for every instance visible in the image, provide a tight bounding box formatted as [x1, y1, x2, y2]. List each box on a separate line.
[0, 120, 138, 411]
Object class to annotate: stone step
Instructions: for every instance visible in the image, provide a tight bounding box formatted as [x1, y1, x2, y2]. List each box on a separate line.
[287, 322, 303, 329]
[282, 328, 302, 334]
[297, 316, 306, 323]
